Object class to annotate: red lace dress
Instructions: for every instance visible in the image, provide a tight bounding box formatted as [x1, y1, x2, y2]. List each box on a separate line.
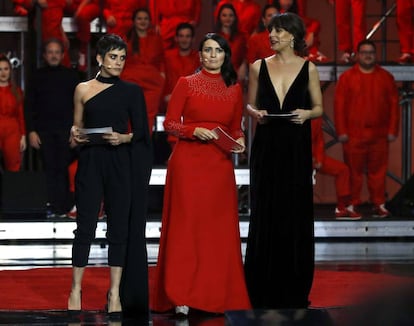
[151, 69, 251, 313]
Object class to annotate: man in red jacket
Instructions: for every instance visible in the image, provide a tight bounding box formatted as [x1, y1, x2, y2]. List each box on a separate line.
[334, 40, 399, 218]
[312, 118, 361, 220]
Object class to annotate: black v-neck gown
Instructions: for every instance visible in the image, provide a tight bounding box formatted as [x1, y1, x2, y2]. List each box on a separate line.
[244, 59, 315, 309]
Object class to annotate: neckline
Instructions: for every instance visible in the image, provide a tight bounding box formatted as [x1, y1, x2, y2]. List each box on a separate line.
[201, 69, 221, 79]
[96, 74, 120, 84]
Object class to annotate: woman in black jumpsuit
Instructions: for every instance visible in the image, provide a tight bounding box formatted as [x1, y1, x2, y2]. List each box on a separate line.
[67, 34, 152, 319]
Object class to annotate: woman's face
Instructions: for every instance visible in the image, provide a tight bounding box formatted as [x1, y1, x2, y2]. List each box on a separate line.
[200, 39, 226, 73]
[0, 60, 11, 85]
[262, 7, 278, 28]
[134, 11, 150, 32]
[279, 0, 293, 11]
[97, 48, 126, 77]
[269, 27, 294, 52]
[219, 8, 236, 29]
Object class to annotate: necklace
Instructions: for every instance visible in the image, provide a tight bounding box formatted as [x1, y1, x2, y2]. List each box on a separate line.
[96, 74, 120, 84]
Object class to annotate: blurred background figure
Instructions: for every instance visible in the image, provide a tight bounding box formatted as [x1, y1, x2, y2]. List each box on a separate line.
[395, 0, 414, 64]
[246, 4, 279, 64]
[149, 0, 201, 50]
[271, 0, 328, 62]
[215, 3, 247, 82]
[0, 54, 26, 172]
[328, 0, 366, 63]
[215, 0, 261, 36]
[122, 8, 165, 135]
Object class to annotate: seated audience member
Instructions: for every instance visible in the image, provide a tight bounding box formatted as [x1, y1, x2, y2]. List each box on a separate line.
[311, 117, 361, 220]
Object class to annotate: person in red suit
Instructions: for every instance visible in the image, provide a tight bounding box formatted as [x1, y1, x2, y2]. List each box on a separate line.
[149, 0, 201, 50]
[215, 0, 261, 36]
[103, 0, 147, 40]
[215, 3, 247, 81]
[395, 0, 414, 64]
[0, 54, 26, 171]
[328, 0, 366, 63]
[271, 0, 328, 62]
[122, 8, 165, 135]
[12, 0, 33, 15]
[334, 40, 399, 218]
[151, 32, 250, 316]
[311, 117, 361, 220]
[163, 23, 200, 149]
[246, 4, 279, 64]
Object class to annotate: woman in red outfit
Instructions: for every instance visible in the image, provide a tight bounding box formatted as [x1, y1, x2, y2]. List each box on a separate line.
[0, 55, 26, 171]
[215, 3, 247, 81]
[122, 8, 165, 135]
[151, 33, 250, 315]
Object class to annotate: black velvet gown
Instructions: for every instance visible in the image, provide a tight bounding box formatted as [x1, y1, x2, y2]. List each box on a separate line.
[244, 59, 315, 309]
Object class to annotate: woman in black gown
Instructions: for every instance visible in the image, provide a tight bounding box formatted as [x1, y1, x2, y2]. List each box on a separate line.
[67, 34, 152, 319]
[244, 12, 323, 309]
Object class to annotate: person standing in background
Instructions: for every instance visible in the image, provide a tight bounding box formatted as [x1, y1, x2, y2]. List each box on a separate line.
[334, 40, 399, 218]
[245, 12, 323, 308]
[24, 38, 79, 218]
[122, 8, 165, 135]
[395, 0, 414, 64]
[0, 54, 26, 171]
[328, 0, 366, 63]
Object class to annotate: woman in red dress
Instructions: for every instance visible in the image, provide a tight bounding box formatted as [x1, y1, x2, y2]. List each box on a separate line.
[0, 54, 26, 171]
[121, 8, 165, 135]
[151, 33, 250, 315]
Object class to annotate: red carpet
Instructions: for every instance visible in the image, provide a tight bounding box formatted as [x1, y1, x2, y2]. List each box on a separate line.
[0, 266, 413, 310]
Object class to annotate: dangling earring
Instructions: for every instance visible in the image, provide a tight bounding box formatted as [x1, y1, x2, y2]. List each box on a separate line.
[290, 38, 294, 49]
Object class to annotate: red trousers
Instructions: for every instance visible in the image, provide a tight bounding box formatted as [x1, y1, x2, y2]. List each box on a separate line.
[396, 0, 414, 54]
[75, 2, 101, 50]
[335, 0, 366, 53]
[318, 156, 351, 208]
[343, 137, 389, 206]
[0, 119, 22, 171]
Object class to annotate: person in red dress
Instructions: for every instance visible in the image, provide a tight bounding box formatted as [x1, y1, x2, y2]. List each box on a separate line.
[0, 54, 26, 171]
[395, 0, 414, 64]
[215, 3, 247, 81]
[151, 33, 250, 316]
[246, 4, 279, 64]
[163, 23, 200, 148]
[334, 40, 399, 218]
[149, 0, 201, 50]
[215, 0, 261, 36]
[328, 0, 366, 63]
[311, 117, 361, 220]
[121, 8, 165, 135]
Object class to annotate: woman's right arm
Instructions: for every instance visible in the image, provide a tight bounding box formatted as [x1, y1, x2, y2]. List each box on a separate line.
[246, 60, 267, 122]
[70, 82, 88, 145]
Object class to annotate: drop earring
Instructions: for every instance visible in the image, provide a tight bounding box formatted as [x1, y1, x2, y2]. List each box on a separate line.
[290, 38, 294, 49]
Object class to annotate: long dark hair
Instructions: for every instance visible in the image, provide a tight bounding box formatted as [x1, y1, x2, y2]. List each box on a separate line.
[0, 54, 22, 102]
[257, 4, 278, 32]
[214, 3, 239, 41]
[268, 13, 307, 55]
[198, 33, 237, 87]
[126, 7, 151, 54]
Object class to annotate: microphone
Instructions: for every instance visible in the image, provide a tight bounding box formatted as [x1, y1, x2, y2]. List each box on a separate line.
[104, 65, 112, 69]
[203, 58, 209, 62]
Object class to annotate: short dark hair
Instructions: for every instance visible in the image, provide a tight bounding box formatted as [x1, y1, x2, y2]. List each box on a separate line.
[42, 38, 64, 53]
[96, 34, 127, 58]
[268, 12, 307, 55]
[198, 33, 237, 87]
[176, 22, 195, 37]
[357, 39, 376, 52]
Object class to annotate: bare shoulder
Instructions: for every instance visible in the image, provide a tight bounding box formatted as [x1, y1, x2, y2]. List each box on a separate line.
[75, 80, 92, 94]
